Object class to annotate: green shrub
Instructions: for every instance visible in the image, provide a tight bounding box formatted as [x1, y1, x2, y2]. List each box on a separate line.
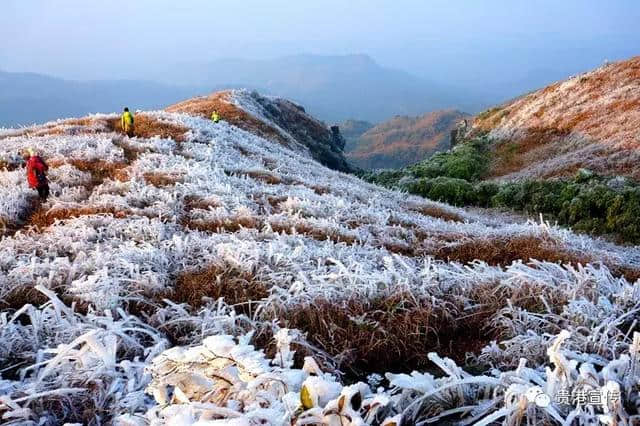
[409, 138, 490, 182]
[476, 182, 500, 207]
[361, 169, 406, 188]
[408, 177, 476, 206]
[358, 140, 640, 243]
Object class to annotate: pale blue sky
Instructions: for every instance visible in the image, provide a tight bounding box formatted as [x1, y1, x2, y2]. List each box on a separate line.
[1, 0, 639, 91]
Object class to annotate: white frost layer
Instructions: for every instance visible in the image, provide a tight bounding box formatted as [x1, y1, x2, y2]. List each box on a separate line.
[0, 107, 639, 425]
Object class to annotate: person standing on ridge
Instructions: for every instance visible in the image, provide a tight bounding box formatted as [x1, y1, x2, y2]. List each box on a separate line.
[121, 107, 135, 137]
[211, 110, 220, 123]
[25, 148, 49, 201]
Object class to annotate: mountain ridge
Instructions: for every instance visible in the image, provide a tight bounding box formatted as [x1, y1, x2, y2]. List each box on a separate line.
[473, 55, 640, 181]
[345, 110, 470, 169]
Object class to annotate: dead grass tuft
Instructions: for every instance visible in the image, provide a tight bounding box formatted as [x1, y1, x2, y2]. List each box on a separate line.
[183, 195, 221, 211]
[28, 206, 130, 229]
[108, 115, 188, 142]
[244, 170, 283, 185]
[433, 234, 592, 267]
[61, 159, 130, 186]
[143, 172, 183, 188]
[0, 285, 50, 311]
[409, 205, 465, 223]
[170, 264, 270, 311]
[182, 216, 262, 234]
[269, 220, 357, 245]
[310, 185, 331, 195]
[273, 293, 492, 374]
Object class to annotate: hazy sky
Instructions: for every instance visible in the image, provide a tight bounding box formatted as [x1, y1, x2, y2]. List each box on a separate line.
[2, 0, 639, 90]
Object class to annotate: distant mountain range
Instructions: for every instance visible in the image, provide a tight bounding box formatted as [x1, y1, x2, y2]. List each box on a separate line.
[147, 54, 487, 122]
[1, 54, 488, 127]
[0, 71, 208, 127]
[344, 110, 469, 169]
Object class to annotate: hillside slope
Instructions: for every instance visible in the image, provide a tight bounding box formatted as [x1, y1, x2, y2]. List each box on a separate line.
[473, 55, 640, 180]
[346, 110, 469, 169]
[0, 93, 639, 424]
[167, 89, 353, 172]
[340, 119, 375, 151]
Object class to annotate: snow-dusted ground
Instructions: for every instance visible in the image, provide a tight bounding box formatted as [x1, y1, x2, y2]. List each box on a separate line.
[0, 92, 639, 425]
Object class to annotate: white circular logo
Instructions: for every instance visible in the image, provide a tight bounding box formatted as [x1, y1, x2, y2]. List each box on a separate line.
[535, 393, 551, 408]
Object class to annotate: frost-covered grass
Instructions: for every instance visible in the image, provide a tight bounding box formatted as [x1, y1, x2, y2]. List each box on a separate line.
[473, 56, 640, 180]
[0, 92, 639, 424]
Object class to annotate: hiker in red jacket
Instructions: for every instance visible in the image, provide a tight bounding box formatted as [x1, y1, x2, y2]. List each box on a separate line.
[25, 149, 49, 201]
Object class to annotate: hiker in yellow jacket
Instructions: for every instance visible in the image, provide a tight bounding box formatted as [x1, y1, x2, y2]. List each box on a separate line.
[121, 107, 135, 136]
[211, 110, 220, 123]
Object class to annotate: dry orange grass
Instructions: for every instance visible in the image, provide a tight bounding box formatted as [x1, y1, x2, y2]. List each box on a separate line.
[244, 170, 284, 185]
[166, 91, 291, 147]
[310, 185, 331, 195]
[171, 264, 270, 311]
[182, 215, 262, 234]
[408, 205, 465, 223]
[183, 195, 221, 211]
[110, 115, 189, 142]
[433, 234, 592, 267]
[65, 159, 130, 186]
[272, 293, 492, 373]
[143, 172, 183, 188]
[269, 220, 358, 245]
[28, 206, 130, 230]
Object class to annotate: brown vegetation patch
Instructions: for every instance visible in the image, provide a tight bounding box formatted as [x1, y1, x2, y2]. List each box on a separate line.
[433, 234, 592, 267]
[62, 159, 130, 186]
[183, 195, 221, 211]
[0, 284, 50, 311]
[264, 196, 288, 212]
[170, 264, 270, 311]
[143, 172, 183, 188]
[108, 114, 189, 142]
[6, 114, 189, 144]
[310, 185, 331, 195]
[273, 293, 492, 374]
[409, 205, 465, 223]
[28, 206, 130, 229]
[2, 196, 42, 237]
[244, 170, 283, 185]
[166, 91, 291, 147]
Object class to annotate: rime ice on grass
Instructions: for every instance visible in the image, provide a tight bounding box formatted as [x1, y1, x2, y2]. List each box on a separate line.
[0, 90, 639, 425]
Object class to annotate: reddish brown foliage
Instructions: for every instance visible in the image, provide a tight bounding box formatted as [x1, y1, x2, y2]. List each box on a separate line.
[346, 110, 469, 169]
[408, 205, 465, 223]
[183, 195, 221, 211]
[310, 185, 331, 195]
[28, 206, 130, 229]
[171, 264, 270, 311]
[433, 234, 592, 267]
[108, 115, 188, 142]
[143, 172, 183, 188]
[61, 159, 130, 186]
[244, 170, 283, 185]
[274, 293, 492, 374]
[166, 91, 291, 147]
